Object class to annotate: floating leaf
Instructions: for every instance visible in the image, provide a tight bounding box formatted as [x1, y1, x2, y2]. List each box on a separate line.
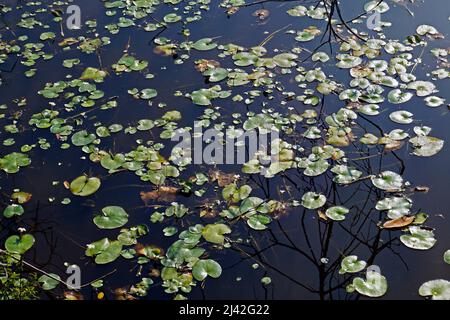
[444, 250, 450, 265]
[353, 271, 388, 298]
[93, 206, 129, 229]
[409, 136, 444, 157]
[193, 38, 217, 51]
[325, 206, 349, 221]
[202, 223, 231, 244]
[388, 89, 413, 104]
[375, 197, 412, 219]
[339, 256, 367, 274]
[0, 152, 31, 174]
[400, 226, 436, 250]
[301, 192, 326, 209]
[418, 280, 450, 300]
[70, 175, 101, 196]
[80, 67, 107, 82]
[192, 259, 222, 281]
[3, 204, 24, 218]
[383, 216, 415, 229]
[389, 110, 413, 124]
[39, 274, 61, 290]
[5, 234, 35, 254]
[247, 214, 271, 230]
[273, 53, 298, 68]
[371, 171, 403, 192]
[11, 191, 32, 204]
[85, 238, 122, 265]
[71, 130, 96, 146]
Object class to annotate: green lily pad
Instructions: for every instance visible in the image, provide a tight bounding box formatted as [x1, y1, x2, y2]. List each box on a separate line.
[140, 88, 158, 99]
[273, 53, 298, 68]
[247, 214, 271, 230]
[371, 171, 403, 192]
[375, 197, 412, 219]
[418, 279, 450, 300]
[3, 204, 24, 218]
[100, 153, 125, 171]
[202, 223, 231, 244]
[301, 192, 326, 209]
[193, 38, 217, 51]
[204, 68, 228, 82]
[325, 206, 349, 221]
[409, 136, 444, 157]
[388, 89, 413, 104]
[339, 255, 367, 274]
[80, 67, 107, 82]
[192, 259, 222, 281]
[70, 175, 101, 196]
[353, 271, 388, 298]
[163, 13, 181, 23]
[389, 110, 413, 124]
[38, 274, 61, 290]
[85, 238, 123, 265]
[71, 130, 96, 146]
[400, 226, 436, 250]
[5, 234, 35, 254]
[331, 165, 362, 184]
[0, 152, 31, 174]
[444, 250, 450, 264]
[93, 206, 129, 229]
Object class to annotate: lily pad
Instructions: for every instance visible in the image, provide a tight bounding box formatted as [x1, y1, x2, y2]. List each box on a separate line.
[202, 223, 231, 244]
[371, 171, 403, 192]
[325, 206, 349, 221]
[85, 238, 123, 265]
[39, 274, 61, 290]
[352, 270, 388, 298]
[0, 152, 31, 174]
[418, 280, 450, 300]
[409, 136, 444, 157]
[339, 255, 367, 274]
[389, 111, 413, 124]
[193, 38, 217, 51]
[93, 206, 129, 229]
[3, 204, 24, 218]
[70, 175, 101, 196]
[192, 259, 222, 281]
[400, 226, 436, 250]
[5, 234, 35, 254]
[301, 192, 326, 209]
[71, 130, 96, 146]
[444, 250, 450, 265]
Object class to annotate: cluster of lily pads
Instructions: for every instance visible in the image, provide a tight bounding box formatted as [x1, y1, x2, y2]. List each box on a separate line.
[1, 0, 450, 300]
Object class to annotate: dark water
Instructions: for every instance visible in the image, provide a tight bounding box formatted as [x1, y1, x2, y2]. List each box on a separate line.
[0, 0, 449, 299]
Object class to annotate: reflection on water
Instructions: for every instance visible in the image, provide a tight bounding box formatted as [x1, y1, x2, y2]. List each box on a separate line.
[0, 0, 449, 300]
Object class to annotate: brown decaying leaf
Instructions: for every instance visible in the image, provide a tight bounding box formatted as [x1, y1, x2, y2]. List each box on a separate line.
[194, 59, 220, 72]
[382, 216, 414, 229]
[318, 210, 328, 221]
[227, 6, 239, 15]
[252, 9, 270, 20]
[209, 170, 237, 187]
[11, 191, 32, 204]
[414, 186, 430, 193]
[140, 186, 178, 203]
[63, 291, 84, 300]
[114, 287, 136, 300]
